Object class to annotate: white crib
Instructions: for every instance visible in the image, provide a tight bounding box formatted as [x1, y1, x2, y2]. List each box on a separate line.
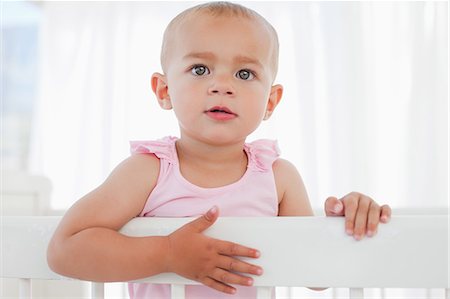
[1, 214, 449, 299]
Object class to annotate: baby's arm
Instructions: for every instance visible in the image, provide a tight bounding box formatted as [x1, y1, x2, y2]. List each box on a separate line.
[273, 158, 314, 217]
[47, 154, 261, 294]
[47, 154, 168, 281]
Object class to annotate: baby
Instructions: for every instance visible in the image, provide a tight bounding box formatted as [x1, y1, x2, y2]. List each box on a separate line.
[48, 2, 391, 298]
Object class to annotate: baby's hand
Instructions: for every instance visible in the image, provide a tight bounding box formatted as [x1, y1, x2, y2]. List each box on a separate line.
[324, 192, 391, 240]
[165, 206, 263, 294]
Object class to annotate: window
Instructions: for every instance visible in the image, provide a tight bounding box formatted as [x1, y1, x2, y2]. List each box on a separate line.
[2, 1, 41, 170]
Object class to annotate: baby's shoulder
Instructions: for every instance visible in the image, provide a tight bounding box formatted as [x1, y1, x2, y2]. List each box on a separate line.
[91, 152, 161, 218]
[272, 158, 312, 215]
[123, 152, 160, 178]
[128, 151, 160, 165]
[272, 158, 302, 199]
[272, 158, 299, 177]
[106, 153, 161, 192]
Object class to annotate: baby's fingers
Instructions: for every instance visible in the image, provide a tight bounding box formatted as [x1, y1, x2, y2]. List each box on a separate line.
[218, 256, 263, 276]
[201, 277, 237, 295]
[211, 268, 254, 287]
[201, 255, 262, 294]
[367, 202, 381, 237]
[352, 195, 371, 240]
[218, 240, 260, 258]
[380, 204, 392, 223]
[367, 204, 391, 237]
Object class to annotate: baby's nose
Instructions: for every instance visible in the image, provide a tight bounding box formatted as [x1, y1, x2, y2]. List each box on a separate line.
[209, 88, 234, 95]
[208, 77, 235, 96]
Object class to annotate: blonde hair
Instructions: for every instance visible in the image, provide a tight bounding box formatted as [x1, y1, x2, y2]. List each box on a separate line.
[160, 1, 279, 78]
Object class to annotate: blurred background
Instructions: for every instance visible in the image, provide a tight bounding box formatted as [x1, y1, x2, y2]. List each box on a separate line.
[1, 1, 448, 298]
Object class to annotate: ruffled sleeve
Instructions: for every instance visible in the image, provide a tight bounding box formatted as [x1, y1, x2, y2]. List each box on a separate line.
[244, 139, 281, 172]
[129, 136, 178, 163]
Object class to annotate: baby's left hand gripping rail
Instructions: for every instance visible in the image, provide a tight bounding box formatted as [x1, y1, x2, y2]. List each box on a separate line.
[1, 215, 449, 299]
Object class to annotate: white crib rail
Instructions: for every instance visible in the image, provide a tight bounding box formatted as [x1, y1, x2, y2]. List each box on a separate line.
[1, 215, 449, 299]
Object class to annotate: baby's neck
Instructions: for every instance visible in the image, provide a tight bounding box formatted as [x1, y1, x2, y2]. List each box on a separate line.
[175, 138, 248, 188]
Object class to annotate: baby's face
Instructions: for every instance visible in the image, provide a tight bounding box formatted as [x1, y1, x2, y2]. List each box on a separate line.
[162, 13, 279, 144]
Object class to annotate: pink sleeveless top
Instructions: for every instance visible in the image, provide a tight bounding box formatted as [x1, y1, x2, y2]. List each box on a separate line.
[128, 136, 279, 299]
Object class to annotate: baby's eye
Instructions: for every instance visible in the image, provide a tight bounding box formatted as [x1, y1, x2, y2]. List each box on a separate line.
[236, 69, 254, 80]
[191, 65, 210, 76]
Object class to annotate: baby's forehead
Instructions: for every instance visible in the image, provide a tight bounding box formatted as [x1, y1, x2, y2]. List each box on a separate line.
[162, 10, 279, 76]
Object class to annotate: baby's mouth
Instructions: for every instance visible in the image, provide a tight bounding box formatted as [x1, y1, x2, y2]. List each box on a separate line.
[206, 106, 237, 115]
[205, 106, 238, 120]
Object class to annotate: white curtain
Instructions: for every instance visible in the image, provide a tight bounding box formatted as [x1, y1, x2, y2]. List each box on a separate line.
[30, 1, 448, 212]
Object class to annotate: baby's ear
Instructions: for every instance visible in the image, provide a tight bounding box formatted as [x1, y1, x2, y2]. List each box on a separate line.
[151, 72, 172, 110]
[264, 84, 283, 120]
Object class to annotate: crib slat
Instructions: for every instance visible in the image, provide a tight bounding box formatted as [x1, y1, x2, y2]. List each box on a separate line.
[19, 278, 31, 299]
[445, 288, 449, 299]
[171, 284, 185, 298]
[331, 288, 336, 299]
[91, 282, 104, 299]
[350, 288, 364, 299]
[256, 286, 272, 299]
[286, 286, 293, 299]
